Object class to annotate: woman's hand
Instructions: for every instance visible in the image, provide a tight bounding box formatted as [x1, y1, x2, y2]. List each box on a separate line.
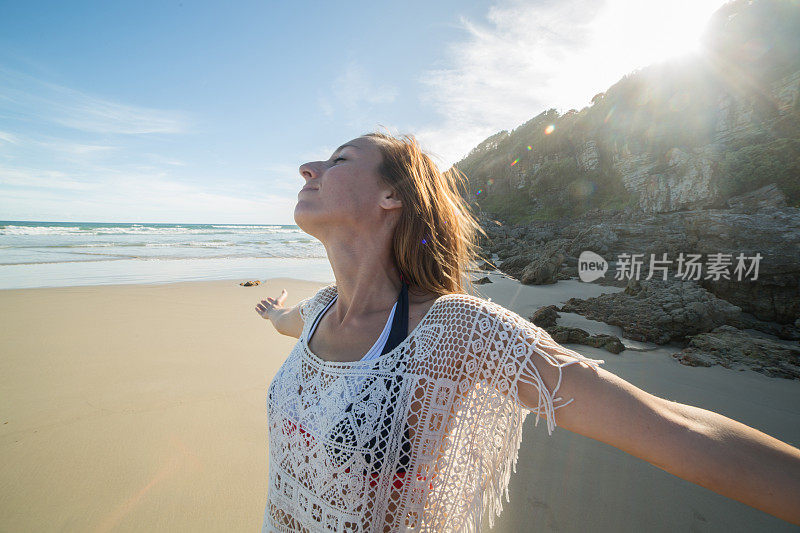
[255, 289, 306, 338]
[255, 288, 288, 323]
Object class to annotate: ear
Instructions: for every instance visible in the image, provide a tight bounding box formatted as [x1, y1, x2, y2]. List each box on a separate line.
[379, 187, 403, 211]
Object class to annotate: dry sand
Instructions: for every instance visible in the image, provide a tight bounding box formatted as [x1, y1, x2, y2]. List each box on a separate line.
[0, 274, 798, 532]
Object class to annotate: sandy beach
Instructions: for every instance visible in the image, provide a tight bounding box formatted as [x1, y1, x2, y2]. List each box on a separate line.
[1, 274, 798, 532]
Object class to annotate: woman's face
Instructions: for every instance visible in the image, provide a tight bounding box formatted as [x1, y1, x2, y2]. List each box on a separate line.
[295, 136, 398, 238]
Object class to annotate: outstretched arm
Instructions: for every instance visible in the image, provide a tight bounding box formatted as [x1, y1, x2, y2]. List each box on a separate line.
[520, 337, 800, 526]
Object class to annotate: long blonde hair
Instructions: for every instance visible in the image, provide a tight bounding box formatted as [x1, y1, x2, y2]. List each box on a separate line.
[363, 130, 488, 297]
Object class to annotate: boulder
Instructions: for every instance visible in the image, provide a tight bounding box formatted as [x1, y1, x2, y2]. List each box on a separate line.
[561, 278, 742, 344]
[520, 252, 564, 285]
[672, 325, 800, 380]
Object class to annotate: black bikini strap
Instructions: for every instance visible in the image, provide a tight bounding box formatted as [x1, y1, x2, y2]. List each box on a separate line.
[381, 277, 409, 355]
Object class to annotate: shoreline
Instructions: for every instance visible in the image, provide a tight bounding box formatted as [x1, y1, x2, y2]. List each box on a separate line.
[0, 257, 336, 291]
[0, 275, 328, 293]
[1, 274, 798, 531]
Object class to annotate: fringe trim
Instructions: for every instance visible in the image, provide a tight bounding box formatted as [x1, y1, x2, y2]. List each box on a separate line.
[468, 321, 606, 532]
[457, 403, 528, 533]
[520, 326, 605, 436]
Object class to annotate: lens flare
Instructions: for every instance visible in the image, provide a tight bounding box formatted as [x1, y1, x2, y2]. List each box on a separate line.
[510, 159, 519, 166]
[604, 105, 616, 123]
[544, 125, 555, 135]
[527, 145, 532, 150]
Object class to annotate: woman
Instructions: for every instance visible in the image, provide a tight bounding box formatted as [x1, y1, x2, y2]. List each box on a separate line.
[255, 132, 800, 532]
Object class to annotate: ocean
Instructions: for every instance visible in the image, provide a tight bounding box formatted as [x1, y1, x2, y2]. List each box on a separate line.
[0, 220, 334, 290]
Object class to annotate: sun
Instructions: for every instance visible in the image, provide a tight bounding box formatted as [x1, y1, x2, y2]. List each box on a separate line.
[594, 0, 729, 65]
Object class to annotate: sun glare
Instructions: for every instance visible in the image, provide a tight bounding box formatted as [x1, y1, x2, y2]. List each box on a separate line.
[594, 0, 728, 65]
[537, 0, 730, 115]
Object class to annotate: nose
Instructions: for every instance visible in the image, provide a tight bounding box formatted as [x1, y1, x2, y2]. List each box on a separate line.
[298, 162, 318, 185]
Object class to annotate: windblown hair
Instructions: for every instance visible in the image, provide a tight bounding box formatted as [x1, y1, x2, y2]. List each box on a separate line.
[363, 129, 489, 297]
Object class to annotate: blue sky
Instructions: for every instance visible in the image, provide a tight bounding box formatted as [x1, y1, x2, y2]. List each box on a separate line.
[0, 0, 726, 224]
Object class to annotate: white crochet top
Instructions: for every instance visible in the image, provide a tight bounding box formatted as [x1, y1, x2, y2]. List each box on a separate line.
[262, 283, 605, 533]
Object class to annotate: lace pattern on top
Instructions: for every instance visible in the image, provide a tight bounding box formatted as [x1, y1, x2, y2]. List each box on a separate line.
[263, 284, 605, 533]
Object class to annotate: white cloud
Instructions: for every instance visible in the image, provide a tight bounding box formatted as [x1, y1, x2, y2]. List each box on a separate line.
[0, 130, 117, 160]
[0, 131, 20, 144]
[332, 61, 399, 109]
[317, 60, 399, 125]
[414, 0, 602, 166]
[0, 166, 98, 191]
[44, 141, 117, 156]
[0, 67, 189, 135]
[0, 167, 298, 224]
[0, 69, 211, 221]
[49, 89, 188, 134]
[138, 152, 187, 167]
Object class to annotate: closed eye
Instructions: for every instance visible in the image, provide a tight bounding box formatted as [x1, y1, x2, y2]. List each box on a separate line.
[333, 157, 345, 163]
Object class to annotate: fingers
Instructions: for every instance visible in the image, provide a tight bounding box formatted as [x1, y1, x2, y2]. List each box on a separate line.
[254, 290, 288, 319]
[255, 300, 273, 318]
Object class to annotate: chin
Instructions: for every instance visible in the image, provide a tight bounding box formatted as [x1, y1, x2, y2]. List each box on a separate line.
[293, 210, 305, 231]
[293, 207, 316, 235]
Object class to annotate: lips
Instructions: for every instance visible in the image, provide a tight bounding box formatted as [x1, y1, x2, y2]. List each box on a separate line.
[300, 187, 317, 192]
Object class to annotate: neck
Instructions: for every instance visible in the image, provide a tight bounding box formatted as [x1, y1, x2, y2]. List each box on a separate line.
[322, 231, 403, 328]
